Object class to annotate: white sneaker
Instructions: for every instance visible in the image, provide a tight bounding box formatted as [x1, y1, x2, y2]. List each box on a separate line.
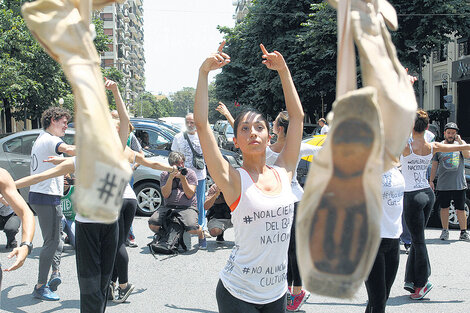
[297, 87, 384, 298]
[440, 229, 449, 241]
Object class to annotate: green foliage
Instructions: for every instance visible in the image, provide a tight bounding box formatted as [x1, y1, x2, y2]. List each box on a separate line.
[389, 0, 470, 72]
[133, 92, 174, 119]
[0, 2, 115, 131]
[93, 16, 111, 54]
[170, 87, 196, 117]
[216, 0, 325, 122]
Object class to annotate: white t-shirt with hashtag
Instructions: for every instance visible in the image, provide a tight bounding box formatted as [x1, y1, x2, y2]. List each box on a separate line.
[219, 166, 296, 304]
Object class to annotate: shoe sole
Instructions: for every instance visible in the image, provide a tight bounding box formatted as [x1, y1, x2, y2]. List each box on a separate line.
[32, 291, 60, 301]
[297, 87, 383, 298]
[113, 285, 135, 303]
[48, 277, 62, 292]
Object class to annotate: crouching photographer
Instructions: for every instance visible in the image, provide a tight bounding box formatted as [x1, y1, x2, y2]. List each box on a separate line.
[148, 152, 207, 250]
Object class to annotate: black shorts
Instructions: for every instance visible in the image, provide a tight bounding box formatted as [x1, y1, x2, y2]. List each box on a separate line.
[148, 205, 199, 231]
[436, 190, 467, 210]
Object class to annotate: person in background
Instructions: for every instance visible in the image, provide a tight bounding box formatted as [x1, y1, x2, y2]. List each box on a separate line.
[318, 118, 329, 135]
[204, 183, 232, 244]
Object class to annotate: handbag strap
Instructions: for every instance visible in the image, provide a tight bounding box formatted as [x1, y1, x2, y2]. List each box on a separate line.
[183, 132, 203, 158]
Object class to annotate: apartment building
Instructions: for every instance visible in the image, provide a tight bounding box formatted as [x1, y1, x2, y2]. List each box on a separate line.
[99, 0, 145, 109]
[232, 0, 252, 23]
[422, 37, 470, 138]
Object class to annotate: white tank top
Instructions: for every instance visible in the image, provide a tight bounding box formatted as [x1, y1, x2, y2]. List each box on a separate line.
[400, 143, 433, 192]
[219, 166, 296, 304]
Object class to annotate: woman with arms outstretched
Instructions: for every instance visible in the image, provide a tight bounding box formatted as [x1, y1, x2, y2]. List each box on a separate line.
[194, 42, 304, 313]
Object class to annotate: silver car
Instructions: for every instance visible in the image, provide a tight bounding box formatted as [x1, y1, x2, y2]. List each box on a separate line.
[0, 129, 166, 216]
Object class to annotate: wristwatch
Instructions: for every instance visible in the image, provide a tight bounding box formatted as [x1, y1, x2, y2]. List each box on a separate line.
[20, 241, 33, 255]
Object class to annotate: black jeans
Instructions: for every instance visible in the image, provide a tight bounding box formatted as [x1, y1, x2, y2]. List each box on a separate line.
[112, 199, 137, 284]
[287, 203, 302, 287]
[364, 238, 400, 313]
[76, 221, 118, 313]
[403, 188, 434, 288]
[216, 280, 286, 313]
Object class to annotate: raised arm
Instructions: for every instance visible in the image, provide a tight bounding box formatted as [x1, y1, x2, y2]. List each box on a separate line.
[0, 168, 35, 271]
[127, 147, 174, 172]
[216, 102, 235, 127]
[260, 44, 304, 177]
[105, 78, 129, 149]
[432, 141, 470, 153]
[15, 157, 76, 189]
[194, 42, 240, 205]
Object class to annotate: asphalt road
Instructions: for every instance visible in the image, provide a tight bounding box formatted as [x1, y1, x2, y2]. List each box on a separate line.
[1, 217, 469, 313]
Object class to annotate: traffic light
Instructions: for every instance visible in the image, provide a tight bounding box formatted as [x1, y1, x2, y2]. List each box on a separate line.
[443, 95, 454, 111]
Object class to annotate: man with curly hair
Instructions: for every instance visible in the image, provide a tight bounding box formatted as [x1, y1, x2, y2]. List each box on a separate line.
[30, 106, 75, 301]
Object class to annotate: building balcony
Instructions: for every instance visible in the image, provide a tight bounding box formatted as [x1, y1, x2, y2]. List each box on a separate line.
[123, 16, 130, 23]
[129, 12, 137, 24]
[135, 0, 142, 7]
[129, 26, 137, 36]
[129, 52, 138, 59]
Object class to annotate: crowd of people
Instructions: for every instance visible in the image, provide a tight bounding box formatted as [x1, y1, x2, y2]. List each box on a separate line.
[0, 21, 469, 313]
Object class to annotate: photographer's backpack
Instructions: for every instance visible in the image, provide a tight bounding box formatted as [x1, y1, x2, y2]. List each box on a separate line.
[148, 209, 187, 256]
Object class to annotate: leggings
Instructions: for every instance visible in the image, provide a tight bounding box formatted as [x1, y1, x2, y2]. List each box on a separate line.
[216, 280, 286, 313]
[287, 203, 302, 288]
[112, 199, 137, 285]
[364, 238, 400, 313]
[403, 188, 434, 288]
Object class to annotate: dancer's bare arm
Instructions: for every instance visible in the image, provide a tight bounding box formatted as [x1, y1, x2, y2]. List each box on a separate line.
[216, 102, 235, 127]
[15, 158, 75, 189]
[124, 147, 174, 172]
[432, 141, 470, 153]
[260, 44, 304, 179]
[105, 78, 129, 148]
[0, 168, 35, 271]
[194, 41, 240, 205]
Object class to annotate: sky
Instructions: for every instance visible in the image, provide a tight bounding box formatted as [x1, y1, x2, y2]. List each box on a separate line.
[143, 0, 236, 96]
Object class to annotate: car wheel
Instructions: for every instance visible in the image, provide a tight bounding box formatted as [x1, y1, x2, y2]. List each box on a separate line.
[448, 200, 470, 229]
[133, 181, 163, 216]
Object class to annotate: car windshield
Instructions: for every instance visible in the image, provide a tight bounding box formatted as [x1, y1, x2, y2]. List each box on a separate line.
[226, 125, 234, 135]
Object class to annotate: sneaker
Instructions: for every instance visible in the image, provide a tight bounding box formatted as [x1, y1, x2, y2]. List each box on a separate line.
[126, 238, 138, 248]
[108, 283, 116, 301]
[404, 282, 414, 293]
[216, 234, 225, 244]
[199, 237, 207, 250]
[410, 282, 433, 300]
[459, 231, 470, 241]
[287, 289, 310, 311]
[113, 283, 135, 303]
[440, 229, 449, 241]
[404, 243, 411, 254]
[286, 288, 293, 308]
[48, 272, 61, 292]
[32, 285, 59, 301]
[297, 87, 384, 298]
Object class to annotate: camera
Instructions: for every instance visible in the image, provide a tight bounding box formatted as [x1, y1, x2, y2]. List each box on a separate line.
[177, 166, 188, 176]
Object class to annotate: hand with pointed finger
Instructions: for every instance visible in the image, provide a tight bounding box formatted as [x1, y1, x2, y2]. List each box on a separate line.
[200, 41, 231, 74]
[104, 77, 119, 92]
[260, 44, 287, 72]
[216, 102, 229, 116]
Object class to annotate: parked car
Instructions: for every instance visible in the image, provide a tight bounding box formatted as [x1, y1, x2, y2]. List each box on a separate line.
[0, 129, 166, 216]
[157, 116, 186, 132]
[212, 120, 229, 147]
[296, 135, 327, 186]
[218, 123, 236, 151]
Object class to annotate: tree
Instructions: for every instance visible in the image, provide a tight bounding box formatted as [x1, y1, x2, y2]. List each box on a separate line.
[0, 1, 112, 131]
[170, 87, 196, 117]
[216, 0, 322, 123]
[154, 96, 174, 118]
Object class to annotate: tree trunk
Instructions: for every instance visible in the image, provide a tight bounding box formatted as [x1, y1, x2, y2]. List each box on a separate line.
[3, 98, 12, 133]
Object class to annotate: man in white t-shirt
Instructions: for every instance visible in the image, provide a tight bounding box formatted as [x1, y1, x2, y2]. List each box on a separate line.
[171, 113, 208, 230]
[29, 107, 75, 301]
[318, 118, 329, 135]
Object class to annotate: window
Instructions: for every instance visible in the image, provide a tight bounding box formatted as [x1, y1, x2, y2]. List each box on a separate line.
[107, 44, 114, 52]
[100, 13, 113, 21]
[104, 28, 113, 36]
[3, 134, 39, 155]
[458, 38, 469, 57]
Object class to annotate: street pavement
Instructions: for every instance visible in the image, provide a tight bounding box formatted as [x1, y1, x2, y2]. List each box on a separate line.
[1, 216, 469, 313]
